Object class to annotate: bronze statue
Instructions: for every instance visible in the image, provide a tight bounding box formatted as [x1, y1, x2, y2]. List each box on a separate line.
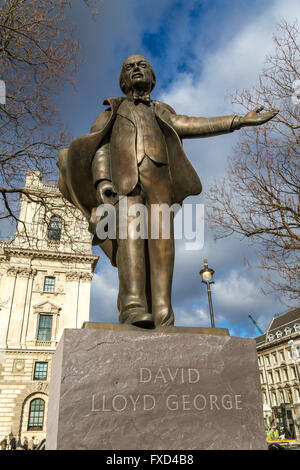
[57, 54, 278, 329]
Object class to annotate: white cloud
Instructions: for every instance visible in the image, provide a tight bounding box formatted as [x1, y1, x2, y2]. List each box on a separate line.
[214, 271, 259, 309]
[159, 0, 300, 116]
[174, 306, 210, 328]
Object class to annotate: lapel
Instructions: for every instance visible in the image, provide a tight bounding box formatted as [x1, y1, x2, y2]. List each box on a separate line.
[103, 96, 124, 113]
[153, 101, 174, 127]
[115, 98, 137, 126]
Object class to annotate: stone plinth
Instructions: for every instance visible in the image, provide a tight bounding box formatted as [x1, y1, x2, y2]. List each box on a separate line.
[46, 324, 267, 450]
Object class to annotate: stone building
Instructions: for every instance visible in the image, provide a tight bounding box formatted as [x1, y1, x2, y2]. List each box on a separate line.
[255, 307, 300, 439]
[0, 171, 98, 444]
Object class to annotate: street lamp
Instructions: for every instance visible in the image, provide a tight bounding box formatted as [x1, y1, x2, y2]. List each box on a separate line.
[199, 259, 215, 328]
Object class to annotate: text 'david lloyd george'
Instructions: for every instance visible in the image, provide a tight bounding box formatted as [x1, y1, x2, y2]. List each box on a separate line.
[90, 367, 243, 413]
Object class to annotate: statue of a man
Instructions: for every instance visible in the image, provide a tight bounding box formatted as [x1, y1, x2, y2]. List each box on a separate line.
[58, 54, 277, 329]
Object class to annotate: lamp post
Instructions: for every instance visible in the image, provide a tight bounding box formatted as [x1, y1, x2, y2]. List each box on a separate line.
[199, 259, 215, 328]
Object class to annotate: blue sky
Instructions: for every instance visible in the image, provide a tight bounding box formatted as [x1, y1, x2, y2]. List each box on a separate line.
[56, 0, 300, 337]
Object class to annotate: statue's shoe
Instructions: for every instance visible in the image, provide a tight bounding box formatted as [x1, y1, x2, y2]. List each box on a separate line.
[119, 308, 155, 329]
[153, 307, 175, 327]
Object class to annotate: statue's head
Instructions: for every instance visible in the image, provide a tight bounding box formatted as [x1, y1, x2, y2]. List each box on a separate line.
[119, 54, 156, 95]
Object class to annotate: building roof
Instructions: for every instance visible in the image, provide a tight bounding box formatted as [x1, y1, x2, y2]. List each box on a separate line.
[267, 307, 300, 333]
[255, 333, 266, 346]
[255, 307, 300, 346]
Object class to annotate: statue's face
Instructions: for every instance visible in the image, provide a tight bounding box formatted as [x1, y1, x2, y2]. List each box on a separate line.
[121, 54, 153, 93]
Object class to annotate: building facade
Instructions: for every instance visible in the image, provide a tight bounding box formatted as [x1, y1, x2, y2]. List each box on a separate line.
[255, 308, 300, 440]
[0, 171, 98, 444]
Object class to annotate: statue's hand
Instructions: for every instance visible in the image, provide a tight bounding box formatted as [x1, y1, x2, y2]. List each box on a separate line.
[240, 106, 279, 127]
[96, 180, 117, 204]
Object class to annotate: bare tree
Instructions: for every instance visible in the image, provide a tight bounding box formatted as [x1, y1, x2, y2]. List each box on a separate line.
[206, 20, 300, 302]
[0, 0, 98, 243]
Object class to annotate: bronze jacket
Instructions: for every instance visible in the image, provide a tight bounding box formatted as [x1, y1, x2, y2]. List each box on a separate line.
[58, 97, 238, 234]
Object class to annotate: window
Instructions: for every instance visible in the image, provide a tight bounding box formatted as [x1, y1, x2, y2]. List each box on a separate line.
[268, 334, 274, 342]
[294, 323, 300, 332]
[283, 369, 289, 381]
[47, 216, 62, 241]
[276, 370, 281, 383]
[268, 371, 273, 384]
[263, 392, 267, 404]
[260, 373, 264, 384]
[37, 315, 52, 341]
[279, 390, 285, 403]
[276, 330, 283, 339]
[272, 392, 277, 406]
[284, 327, 292, 335]
[33, 362, 48, 381]
[43, 276, 55, 293]
[28, 398, 45, 430]
[272, 353, 277, 365]
[280, 350, 285, 361]
[265, 355, 270, 366]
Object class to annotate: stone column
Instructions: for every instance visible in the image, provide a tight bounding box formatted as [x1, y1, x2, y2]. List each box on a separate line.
[20, 269, 37, 347]
[1, 267, 18, 349]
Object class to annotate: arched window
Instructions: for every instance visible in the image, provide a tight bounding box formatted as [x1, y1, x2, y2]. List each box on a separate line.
[47, 216, 62, 241]
[27, 398, 45, 430]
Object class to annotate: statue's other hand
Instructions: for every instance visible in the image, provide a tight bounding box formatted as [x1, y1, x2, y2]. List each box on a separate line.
[96, 180, 117, 204]
[240, 106, 279, 126]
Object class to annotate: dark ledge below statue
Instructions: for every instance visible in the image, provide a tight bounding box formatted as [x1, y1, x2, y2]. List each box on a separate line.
[81, 321, 230, 336]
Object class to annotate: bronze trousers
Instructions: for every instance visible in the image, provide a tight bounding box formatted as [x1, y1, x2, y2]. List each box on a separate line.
[116, 156, 175, 327]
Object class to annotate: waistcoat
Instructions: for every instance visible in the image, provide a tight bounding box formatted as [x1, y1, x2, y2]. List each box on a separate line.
[129, 100, 168, 164]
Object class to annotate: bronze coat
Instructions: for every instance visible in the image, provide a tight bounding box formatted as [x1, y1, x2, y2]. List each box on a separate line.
[57, 96, 236, 264]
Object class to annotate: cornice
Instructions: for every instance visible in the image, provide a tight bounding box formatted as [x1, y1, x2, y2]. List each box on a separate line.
[3, 246, 99, 266]
[1, 349, 55, 355]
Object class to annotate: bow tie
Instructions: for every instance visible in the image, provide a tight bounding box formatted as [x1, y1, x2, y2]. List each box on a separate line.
[132, 90, 151, 104]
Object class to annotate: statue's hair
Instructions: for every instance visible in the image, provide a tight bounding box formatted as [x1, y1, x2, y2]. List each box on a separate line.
[119, 56, 156, 94]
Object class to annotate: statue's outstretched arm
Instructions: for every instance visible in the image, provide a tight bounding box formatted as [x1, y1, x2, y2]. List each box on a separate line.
[169, 106, 278, 139]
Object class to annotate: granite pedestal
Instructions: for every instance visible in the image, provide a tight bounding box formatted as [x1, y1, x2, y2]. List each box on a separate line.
[46, 323, 267, 450]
